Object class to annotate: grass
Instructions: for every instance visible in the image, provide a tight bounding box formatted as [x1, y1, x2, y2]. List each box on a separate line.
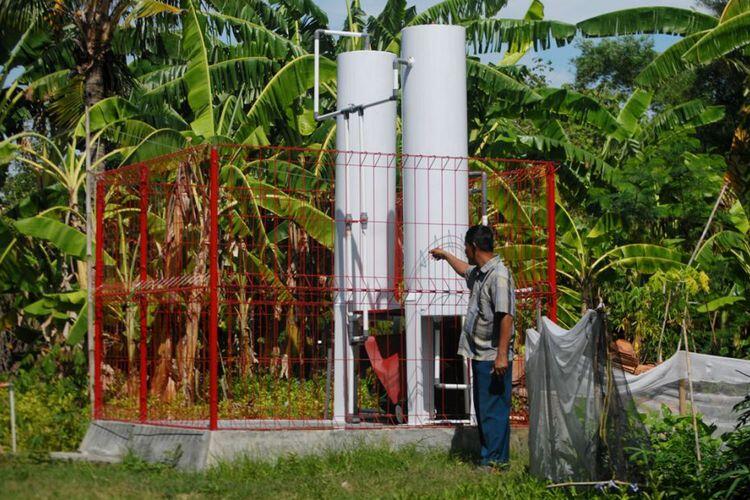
[0, 446, 590, 499]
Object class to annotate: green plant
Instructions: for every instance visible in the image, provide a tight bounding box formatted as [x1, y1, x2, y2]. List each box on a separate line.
[0, 346, 89, 453]
[631, 406, 729, 498]
[706, 395, 750, 499]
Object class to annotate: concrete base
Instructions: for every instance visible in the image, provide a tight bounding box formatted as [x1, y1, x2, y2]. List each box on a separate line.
[76, 420, 529, 470]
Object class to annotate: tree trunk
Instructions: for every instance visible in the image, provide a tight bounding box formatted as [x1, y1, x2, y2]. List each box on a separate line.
[84, 63, 106, 165]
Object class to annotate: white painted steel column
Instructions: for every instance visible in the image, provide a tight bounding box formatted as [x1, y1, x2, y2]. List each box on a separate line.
[333, 50, 397, 424]
[401, 25, 470, 425]
[401, 24, 469, 305]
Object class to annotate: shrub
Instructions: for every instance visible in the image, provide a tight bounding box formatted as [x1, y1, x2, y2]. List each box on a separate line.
[630, 407, 722, 498]
[0, 346, 89, 453]
[707, 396, 750, 499]
[630, 401, 750, 499]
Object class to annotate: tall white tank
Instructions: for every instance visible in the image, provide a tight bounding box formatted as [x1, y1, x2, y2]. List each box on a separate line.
[401, 25, 469, 311]
[334, 50, 397, 311]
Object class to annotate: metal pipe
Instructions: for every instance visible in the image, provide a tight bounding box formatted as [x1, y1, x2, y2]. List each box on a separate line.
[94, 180, 105, 419]
[313, 35, 320, 119]
[314, 29, 371, 121]
[84, 104, 95, 417]
[434, 326, 440, 386]
[342, 114, 354, 418]
[432, 418, 473, 424]
[1, 382, 17, 453]
[318, 29, 370, 41]
[468, 173, 488, 224]
[392, 57, 413, 99]
[324, 345, 333, 420]
[358, 109, 369, 336]
[481, 172, 488, 226]
[9, 382, 15, 454]
[435, 383, 470, 390]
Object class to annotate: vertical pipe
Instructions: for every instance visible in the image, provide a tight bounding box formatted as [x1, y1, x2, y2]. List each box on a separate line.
[545, 163, 557, 322]
[324, 345, 333, 420]
[9, 383, 16, 453]
[481, 172, 488, 226]
[94, 180, 105, 419]
[358, 109, 369, 333]
[84, 104, 95, 417]
[209, 147, 219, 430]
[313, 34, 320, 117]
[138, 164, 149, 422]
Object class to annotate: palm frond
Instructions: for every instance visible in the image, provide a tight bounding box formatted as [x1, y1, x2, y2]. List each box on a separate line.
[408, 0, 508, 26]
[498, 0, 545, 66]
[684, 11, 750, 64]
[237, 55, 336, 144]
[578, 7, 717, 37]
[719, 0, 750, 22]
[466, 18, 577, 55]
[183, 0, 215, 137]
[636, 32, 704, 88]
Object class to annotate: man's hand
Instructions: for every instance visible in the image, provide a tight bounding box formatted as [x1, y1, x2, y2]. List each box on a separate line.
[493, 353, 509, 376]
[430, 248, 449, 260]
[430, 248, 470, 276]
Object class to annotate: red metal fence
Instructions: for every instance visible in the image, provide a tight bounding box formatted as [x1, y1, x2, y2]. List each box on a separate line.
[94, 145, 555, 429]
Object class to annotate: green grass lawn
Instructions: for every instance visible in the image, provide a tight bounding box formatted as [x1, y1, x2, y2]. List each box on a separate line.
[0, 446, 588, 499]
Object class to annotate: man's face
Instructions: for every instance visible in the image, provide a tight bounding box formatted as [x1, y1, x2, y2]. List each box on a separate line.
[464, 243, 477, 265]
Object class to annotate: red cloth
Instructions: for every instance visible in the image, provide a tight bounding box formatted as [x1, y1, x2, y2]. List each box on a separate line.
[364, 336, 401, 404]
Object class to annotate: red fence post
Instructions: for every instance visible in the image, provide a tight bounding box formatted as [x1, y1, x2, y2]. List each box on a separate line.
[545, 162, 558, 322]
[209, 148, 219, 430]
[94, 179, 105, 419]
[139, 164, 149, 422]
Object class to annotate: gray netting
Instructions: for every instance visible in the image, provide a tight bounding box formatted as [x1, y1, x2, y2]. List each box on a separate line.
[526, 310, 649, 483]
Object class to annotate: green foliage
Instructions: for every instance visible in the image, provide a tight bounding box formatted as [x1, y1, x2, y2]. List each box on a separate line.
[609, 268, 711, 361]
[1, 446, 556, 499]
[183, 0, 216, 137]
[573, 36, 657, 95]
[630, 406, 723, 498]
[0, 3, 749, 482]
[685, 11, 750, 65]
[577, 7, 718, 37]
[0, 347, 89, 453]
[226, 372, 333, 419]
[712, 408, 750, 498]
[630, 403, 750, 499]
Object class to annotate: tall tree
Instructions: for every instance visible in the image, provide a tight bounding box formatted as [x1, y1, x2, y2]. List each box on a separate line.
[572, 36, 656, 96]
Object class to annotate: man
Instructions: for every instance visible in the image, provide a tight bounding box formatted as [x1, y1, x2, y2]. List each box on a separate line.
[430, 225, 516, 468]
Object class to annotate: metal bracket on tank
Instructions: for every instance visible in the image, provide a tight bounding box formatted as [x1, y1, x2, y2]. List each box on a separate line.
[344, 213, 354, 228]
[314, 29, 370, 122]
[313, 30, 414, 122]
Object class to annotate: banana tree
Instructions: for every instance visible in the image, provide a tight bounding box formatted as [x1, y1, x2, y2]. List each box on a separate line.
[76, 0, 339, 400]
[518, 2, 750, 209]
[553, 201, 685, 327]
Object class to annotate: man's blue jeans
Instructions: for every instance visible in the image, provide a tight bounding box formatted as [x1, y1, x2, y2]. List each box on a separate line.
[472, 359, 513, 465]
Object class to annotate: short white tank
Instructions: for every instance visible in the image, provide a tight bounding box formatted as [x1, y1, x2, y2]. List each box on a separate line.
[334, 50, 397, 311]
[400, 25, 469, 310]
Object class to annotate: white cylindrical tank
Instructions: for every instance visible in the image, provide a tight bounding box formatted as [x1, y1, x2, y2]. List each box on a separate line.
[335, 50, 397, 311]
[401, 25, 469, 309]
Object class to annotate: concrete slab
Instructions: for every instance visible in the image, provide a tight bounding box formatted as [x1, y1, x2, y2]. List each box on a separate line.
[78, 420, 529, 470]
[50, 451, 121, 464]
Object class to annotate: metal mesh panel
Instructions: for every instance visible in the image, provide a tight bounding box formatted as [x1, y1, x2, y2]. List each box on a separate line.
[94, 145, 555, 430]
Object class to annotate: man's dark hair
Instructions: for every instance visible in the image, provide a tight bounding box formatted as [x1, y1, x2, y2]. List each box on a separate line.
[465, 225, 494, 252]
